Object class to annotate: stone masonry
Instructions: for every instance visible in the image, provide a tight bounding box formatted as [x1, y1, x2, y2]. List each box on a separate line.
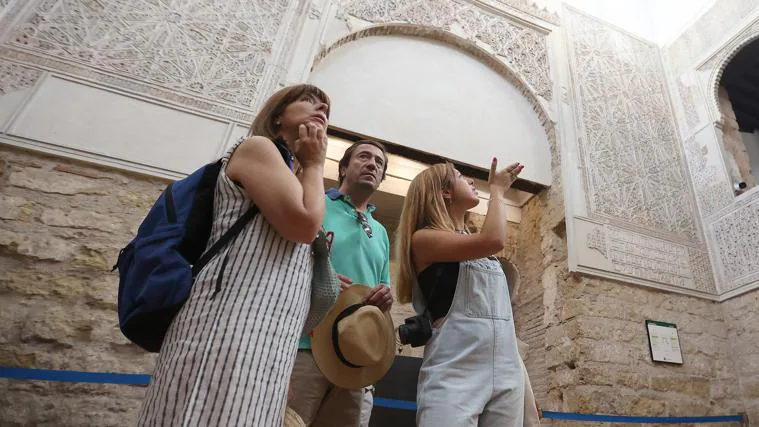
[1, 142, 754, 425]
[0, 145, 162, 425]
[722, 291, 759, 422]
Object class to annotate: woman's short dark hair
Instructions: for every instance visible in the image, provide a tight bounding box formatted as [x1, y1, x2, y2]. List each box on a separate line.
[338, 140, 389, 184]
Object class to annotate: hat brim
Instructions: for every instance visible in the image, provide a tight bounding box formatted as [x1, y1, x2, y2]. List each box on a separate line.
[283, 407, 305, 427]
[311, 285, 395, 389]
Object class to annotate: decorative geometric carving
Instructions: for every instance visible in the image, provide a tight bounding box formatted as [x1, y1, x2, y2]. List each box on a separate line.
[0, 59, 41, 95]
[710, 193, 759, 291]
[2, 0, 305, 120]
[586, 227, 607, 257]
[682, 135, 734, 219]
[674, 79, 701, 137]
[604, 226, 714, 293]
[488, 0, 560, 24]
[667, 0, 759, 75]
[339, 0, 552, 100]
[566, 8, 698, 242]
[701, 18, 759, 121]
[687, 248, 717, 293]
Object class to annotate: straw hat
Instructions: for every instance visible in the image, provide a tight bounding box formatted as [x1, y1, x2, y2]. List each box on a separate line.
[310, 285, 395, 389]
[283, 407, 305, 427]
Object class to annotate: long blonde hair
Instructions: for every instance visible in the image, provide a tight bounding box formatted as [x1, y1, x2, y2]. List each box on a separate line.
[394, 163, 457, 304]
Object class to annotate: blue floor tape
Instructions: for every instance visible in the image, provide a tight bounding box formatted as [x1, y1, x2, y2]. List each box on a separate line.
[372, 397, 417, 411]
[541, 411, 743, 424]
[1, 367, 745, 423]
[0, 367, 150, 386]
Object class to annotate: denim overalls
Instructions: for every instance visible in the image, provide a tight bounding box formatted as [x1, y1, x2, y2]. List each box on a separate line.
[414, 257, 525, 427]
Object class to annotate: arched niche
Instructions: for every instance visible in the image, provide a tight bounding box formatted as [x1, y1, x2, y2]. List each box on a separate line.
[308, 24, 554, 187]
[710, 31, 759, 194]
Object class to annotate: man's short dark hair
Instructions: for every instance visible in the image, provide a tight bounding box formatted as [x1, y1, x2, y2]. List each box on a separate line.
[338, 140, 389, 184]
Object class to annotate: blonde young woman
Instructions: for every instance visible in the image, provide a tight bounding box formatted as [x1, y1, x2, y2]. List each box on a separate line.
[138, 84, 330, 427]
[395, 159, 525, 427]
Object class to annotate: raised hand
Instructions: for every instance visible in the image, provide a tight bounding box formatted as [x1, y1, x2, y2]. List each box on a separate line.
[487, 157, 523, 194]
[293, 123, 327, 168]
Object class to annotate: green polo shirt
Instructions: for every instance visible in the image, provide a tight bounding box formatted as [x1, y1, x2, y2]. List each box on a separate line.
[298, 188, 391, 350]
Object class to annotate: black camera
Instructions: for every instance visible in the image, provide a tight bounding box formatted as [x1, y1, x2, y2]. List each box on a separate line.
[398, 311, 433, 347]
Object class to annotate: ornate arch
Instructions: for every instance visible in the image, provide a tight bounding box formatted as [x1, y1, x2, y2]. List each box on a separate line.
[310, 23, 555, 142]
[706, 21, 759, 120]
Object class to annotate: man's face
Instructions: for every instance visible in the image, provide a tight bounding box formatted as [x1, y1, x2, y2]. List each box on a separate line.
[341, 144, 386, 191]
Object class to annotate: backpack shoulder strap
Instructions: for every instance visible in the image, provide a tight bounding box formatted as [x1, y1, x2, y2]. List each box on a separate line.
[191, 137, 294, 276]
[191, 205, 259, 276]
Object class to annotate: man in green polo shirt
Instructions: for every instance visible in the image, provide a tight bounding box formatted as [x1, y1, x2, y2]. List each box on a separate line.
[289, 140, 393, 427]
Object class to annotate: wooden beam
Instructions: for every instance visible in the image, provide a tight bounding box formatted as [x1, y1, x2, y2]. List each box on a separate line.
[327, 126, 548, 194]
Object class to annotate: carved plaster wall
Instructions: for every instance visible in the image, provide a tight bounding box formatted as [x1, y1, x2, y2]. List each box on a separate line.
[0, 59, 41, 95]
[702, 19, 759, 123]
[0, 0, 309, 122]
[708, 194, 759, 294]
[664, 3, 759, 298]
[682, 130, 735, 219]
[666, 0, 759, 76]
[564, 7, 716, 296]
[335, 0, 554, 100]
[565, 8, 699, 242]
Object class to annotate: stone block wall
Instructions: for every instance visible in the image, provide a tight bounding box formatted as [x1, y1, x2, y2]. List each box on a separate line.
[1, 143, 752, 424]
[513, 179, 747, 420]
[722, 290, 759, 422]
[0, 145, 161, 425]
[550, 278, 744, 418]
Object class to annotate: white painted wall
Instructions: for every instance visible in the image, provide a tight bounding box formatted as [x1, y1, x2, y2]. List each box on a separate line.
[309, 35, 552, 186]
[6, 76, 231, 177]
[742, 131, 759, 184]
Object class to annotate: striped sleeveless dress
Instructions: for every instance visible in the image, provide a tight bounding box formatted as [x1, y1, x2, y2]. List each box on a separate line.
[137, 140, 312, 427]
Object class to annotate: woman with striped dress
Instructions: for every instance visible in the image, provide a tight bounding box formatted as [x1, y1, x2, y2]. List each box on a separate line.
[137, 84, 331, 427]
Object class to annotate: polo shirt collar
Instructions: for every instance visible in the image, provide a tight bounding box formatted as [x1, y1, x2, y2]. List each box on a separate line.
[326, 188, 376, 213]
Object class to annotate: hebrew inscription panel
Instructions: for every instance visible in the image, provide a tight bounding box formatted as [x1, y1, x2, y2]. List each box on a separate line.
[583, 223, 715, 294]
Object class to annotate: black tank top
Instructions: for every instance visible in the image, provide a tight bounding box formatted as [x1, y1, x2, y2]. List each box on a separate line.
[417, 262, 459, 321]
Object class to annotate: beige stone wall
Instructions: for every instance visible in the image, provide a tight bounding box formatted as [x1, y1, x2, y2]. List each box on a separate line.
[719, 86, 757, 190]
[722, 290, 759, 422]
[551, 278, 744, 417]
[0, 145, 164, 425]
[1, 143, 751, 424]
[513, 181, 746, 418]
[512, 179, 567, 406]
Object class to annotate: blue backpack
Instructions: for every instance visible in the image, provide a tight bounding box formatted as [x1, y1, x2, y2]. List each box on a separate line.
[114, 140, 293, 352]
